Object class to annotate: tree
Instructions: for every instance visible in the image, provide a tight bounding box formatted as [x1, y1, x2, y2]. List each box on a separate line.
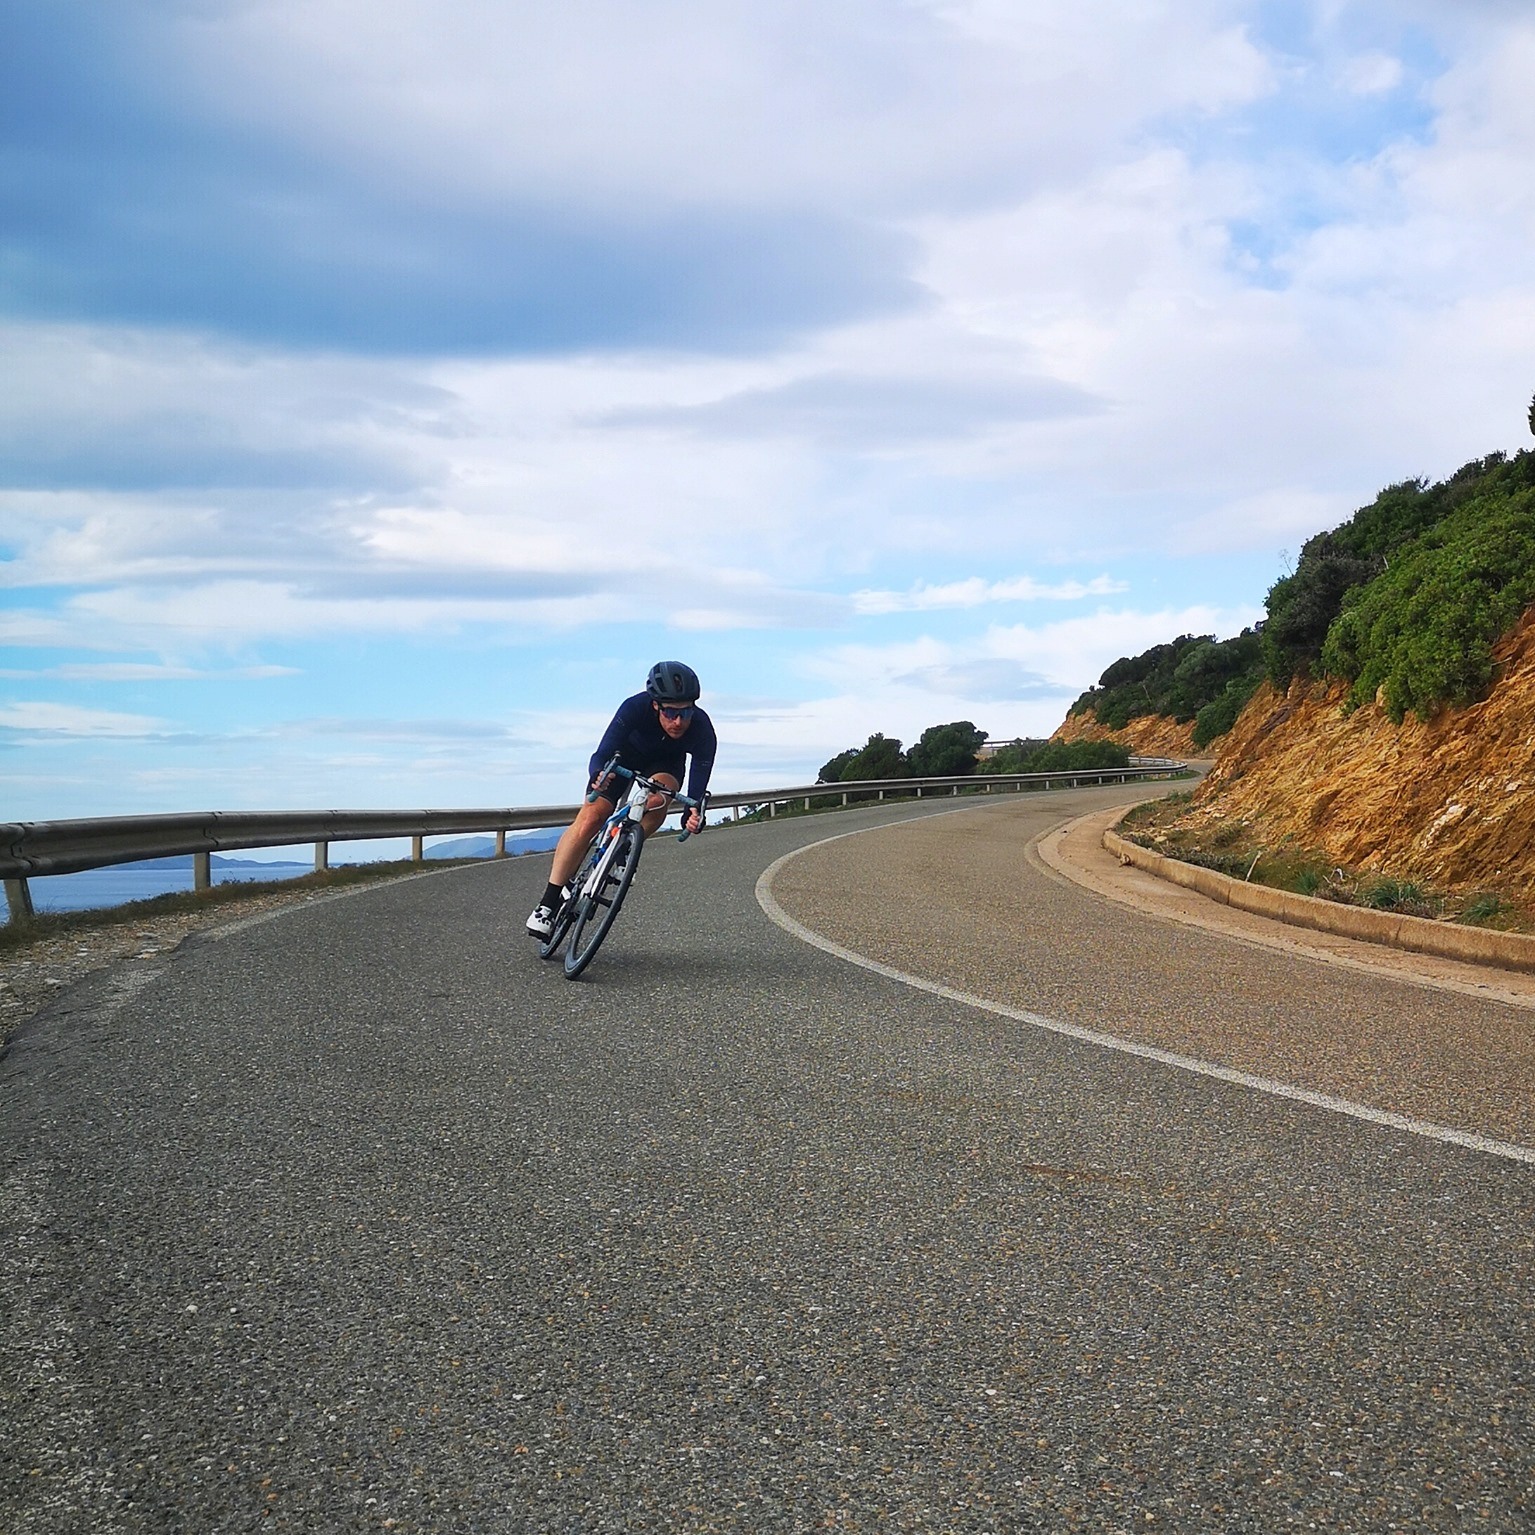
[839, 733, 907, 782]
[1528, 391, 1535, 438]
[817, 748, 858, 784]
[904, 720, 986, 777]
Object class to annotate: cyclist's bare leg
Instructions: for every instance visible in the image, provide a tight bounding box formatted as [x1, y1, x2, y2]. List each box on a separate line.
[550, 795, 614, 888]
[641, 772, 680, 837]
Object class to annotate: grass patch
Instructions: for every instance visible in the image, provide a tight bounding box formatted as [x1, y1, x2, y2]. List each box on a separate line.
[1358, 877, 1440, 918]
[1456, 892, 1522, 929]
[1123, 791, 1534, 932]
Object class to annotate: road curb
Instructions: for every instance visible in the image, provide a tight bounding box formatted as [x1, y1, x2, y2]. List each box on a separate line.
[1103, 820, 1535, 975]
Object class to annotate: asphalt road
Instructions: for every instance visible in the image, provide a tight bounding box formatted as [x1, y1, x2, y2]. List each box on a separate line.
[3, 786, 1533, 1533]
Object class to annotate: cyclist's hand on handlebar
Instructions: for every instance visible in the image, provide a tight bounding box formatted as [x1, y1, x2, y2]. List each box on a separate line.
[587, 771, 618, 802]
[683, 806, 703, 836]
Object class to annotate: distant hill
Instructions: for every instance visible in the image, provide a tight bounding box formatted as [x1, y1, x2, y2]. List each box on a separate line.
[425, 830, 562, 858]
[114, 854, 309, 871]
[110, 828, 564, 873]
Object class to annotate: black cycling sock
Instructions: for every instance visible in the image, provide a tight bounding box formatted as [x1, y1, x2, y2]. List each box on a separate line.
[542, 881, 563, 908]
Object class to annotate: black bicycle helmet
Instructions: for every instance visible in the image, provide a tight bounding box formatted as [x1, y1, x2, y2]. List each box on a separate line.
[646, 660, 700, 703]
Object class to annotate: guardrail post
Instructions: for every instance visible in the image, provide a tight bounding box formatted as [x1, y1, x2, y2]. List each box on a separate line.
[315, 841, 329, 873]
[5, 877, 34, 921]
[769, 801, 777, 818]
[841, 792, 848, 806]
[194, 852, 211, 892]
[412, 834, 424, 862]
[494, 830, 507, 857]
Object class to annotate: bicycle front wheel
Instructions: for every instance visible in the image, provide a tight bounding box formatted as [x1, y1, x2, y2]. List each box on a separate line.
[564, 824, 643, 979]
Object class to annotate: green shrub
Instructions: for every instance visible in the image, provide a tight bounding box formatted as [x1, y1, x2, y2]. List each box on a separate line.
[1321, 484, 1535, 720]
[1264, 448, 1535, 705]
[1262, 536, 1381, 685]
[1191, 673, 1263, 749]
[1359, 877, 1439, 916]
[1459, 893, 1510, 926]
[1070, 630, 1262, 745]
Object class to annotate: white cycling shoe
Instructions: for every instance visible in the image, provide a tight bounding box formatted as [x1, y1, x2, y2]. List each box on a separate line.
[525, 904, 556, 939]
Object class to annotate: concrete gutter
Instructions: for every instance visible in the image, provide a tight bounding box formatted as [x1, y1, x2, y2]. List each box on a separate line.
[1104, 819, 1535, 975]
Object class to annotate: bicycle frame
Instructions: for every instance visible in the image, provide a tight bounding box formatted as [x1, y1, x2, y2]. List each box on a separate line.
[574, 771, 658, 902]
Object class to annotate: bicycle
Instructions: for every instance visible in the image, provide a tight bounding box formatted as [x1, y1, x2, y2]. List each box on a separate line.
[537, 758, 700, 979]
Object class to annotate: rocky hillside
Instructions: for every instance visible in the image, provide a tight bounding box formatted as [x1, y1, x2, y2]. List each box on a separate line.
[1060, 443, 1535, 907]
[1129, 606, 1535, 901]
[1052, 708, 1199, 760]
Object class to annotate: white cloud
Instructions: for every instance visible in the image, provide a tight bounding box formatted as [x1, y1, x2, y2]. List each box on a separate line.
[7, 3, 1535, 817]
[854, 574, 1128, 614]
[723, 601, 1262, 771]
[1340, 52, 1404, 96]
[1171, 489, 1353, 555]
[0, 702, 174, 739]
[26, 663, 300, 681]
[183, 0, 1275, 216]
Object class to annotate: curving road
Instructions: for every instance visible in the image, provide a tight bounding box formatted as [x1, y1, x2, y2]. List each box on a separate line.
[3, 785, 1533, 1532]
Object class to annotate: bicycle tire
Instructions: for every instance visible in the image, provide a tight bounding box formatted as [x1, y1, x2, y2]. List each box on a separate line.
[563, 824, 643, 979]
[537, 897, 578, 960]
[538, 838, 601, 959]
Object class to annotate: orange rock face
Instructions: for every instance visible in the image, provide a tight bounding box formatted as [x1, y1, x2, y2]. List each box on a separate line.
[1170, 610, 1535, 899]
[1052, 709, 1198, 759]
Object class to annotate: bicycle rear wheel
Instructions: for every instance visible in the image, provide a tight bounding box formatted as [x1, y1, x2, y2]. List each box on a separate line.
[537, 893, 579, 960]
[563, 824, 643, 979]
[538, 838, 601, 959]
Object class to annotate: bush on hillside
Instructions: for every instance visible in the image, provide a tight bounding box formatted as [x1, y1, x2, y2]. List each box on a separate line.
[1265, 449, 1535, 701]
[1320, 482, 1535, 720]
[1070, 445, 1535, 745]
[1192, 674, 1263, 749]
[1166, 630, 1264, 722]
[1068, 629, 1264, 745]
[1069, 634, 1211, 730]
[1262, 534, 1381, 685]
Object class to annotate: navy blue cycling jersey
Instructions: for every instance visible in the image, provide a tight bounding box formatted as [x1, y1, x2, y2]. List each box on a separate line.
[588, 692, 717, 804]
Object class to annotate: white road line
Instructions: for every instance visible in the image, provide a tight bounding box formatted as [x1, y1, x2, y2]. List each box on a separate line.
[755, 822, 1535, 1169]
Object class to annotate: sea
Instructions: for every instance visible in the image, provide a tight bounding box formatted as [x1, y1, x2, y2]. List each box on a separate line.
[24, 859, 321, 915]
[11, 830, 564, 918]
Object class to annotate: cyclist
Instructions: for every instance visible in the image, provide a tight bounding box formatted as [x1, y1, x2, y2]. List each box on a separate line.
[526, 661, 716, 939]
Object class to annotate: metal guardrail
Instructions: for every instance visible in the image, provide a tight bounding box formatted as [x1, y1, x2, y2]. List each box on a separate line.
[2, 761, 1187, 919]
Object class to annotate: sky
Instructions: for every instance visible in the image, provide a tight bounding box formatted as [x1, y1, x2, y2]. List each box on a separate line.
[4, 0, 1535, 827]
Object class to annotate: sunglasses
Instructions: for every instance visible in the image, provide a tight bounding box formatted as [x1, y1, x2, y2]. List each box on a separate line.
[657, 704, 695, 721]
